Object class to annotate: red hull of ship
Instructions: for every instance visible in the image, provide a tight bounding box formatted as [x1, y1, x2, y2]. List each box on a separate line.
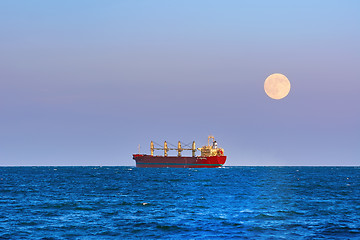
[133, 154, 226, 168]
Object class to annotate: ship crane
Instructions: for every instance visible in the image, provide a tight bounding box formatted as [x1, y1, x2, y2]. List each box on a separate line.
[151, 141, 197, 157]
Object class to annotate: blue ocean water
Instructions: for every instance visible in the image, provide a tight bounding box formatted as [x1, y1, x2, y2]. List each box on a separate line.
[0, 167, 359, 239]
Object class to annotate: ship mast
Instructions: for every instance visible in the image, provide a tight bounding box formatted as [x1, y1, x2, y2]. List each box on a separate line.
[208, 135, 215, 146]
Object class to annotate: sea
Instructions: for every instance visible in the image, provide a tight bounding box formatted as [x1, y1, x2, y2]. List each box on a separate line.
[0, 167, 359, 239]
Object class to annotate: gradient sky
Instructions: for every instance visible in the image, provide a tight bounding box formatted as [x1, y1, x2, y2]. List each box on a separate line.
[1, 1, 359, 166]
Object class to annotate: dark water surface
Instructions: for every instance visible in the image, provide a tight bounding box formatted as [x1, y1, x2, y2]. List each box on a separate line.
[0, 167, 359, 239]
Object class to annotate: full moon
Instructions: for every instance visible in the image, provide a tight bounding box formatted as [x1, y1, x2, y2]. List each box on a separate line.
[264, 73, 291, 100]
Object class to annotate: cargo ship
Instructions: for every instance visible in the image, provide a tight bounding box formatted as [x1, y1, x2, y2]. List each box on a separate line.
[133, 136, 226, 168]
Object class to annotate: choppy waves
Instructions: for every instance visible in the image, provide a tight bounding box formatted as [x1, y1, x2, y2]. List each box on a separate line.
[0, 166, 359, 239]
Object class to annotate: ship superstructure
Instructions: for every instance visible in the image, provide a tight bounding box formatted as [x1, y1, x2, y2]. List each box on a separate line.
[133, 136, 226, 168]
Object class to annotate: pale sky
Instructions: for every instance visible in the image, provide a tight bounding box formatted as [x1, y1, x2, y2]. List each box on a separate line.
[1, 1, 359, 166]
